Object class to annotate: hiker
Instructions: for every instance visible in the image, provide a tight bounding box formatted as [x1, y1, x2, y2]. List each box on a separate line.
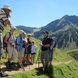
[41, 31, 52, 71]
[16, 30, 25, 68]
[4, 26, 16, 68]
[22, 32, 28, 65]
[0, 4, 12, 77]
[26, 34, 32, 64]
[22, 32, 27, 55]
[31, 41, 37, 64]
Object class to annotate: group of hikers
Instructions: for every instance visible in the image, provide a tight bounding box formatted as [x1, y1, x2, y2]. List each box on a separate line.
[0, 5, 56, 77]
[3, 28, 37, 69]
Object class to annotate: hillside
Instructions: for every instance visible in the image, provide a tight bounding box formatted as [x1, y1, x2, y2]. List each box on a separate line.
[34, 15, 78, 49]
[2, 25, 78, 78]
[16, 25, 39, 33]
[3, 26, 73, 63]
[16, 15, 78, 49]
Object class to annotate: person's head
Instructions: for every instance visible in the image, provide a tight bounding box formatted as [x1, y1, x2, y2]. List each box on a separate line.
[23, 32, 27, 38]
[32, 41, 34, 45]
[10, 26, 16, 33]
[43, 31, 49, 37]
[27, 34, 31, 39]
[2, 4, 12, 17]
[19, 30, 24, 36]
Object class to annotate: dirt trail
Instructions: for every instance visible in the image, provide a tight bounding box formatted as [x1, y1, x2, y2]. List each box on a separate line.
[1, 60, 72, 76]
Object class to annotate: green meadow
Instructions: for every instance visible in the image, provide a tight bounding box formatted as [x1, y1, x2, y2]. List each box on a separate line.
[1, 25, 78, 78]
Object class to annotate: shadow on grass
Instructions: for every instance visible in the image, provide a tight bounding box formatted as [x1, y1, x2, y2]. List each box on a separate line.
[35, 64, 54, 78]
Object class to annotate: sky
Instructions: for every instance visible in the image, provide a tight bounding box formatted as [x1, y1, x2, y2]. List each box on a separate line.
[0, 0, 78, 27]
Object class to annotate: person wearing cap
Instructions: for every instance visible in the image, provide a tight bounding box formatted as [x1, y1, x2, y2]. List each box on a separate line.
[26, 34, 32, 64]
[0, 4, 12, 77]
[4, 26, 16, 69]
[16, 30, 25, 69]
[41, 31, 53, 71]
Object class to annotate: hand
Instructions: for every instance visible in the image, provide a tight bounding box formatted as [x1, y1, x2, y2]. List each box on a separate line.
[40, 43, 43, 46]
[11, 43, 15, 47]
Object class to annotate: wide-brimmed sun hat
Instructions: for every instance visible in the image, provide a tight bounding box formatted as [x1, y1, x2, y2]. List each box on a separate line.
[2, 4, 12, 12]
[27, 33, 32, 36]
[19, 30, 24, 34]
[11, 26, 16, 30]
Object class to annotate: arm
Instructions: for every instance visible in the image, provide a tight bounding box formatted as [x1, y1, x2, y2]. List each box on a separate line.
[4, 33, 9, 44]
[4, 16, 11, 27]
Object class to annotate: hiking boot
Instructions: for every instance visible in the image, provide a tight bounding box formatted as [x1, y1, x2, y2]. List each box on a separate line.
[22, 60, 27, 66]
[20, 64, 25, 71]
[17, 64, 21, 68]
[0, 70, 8, 77]
[11, 62, 18, 70]
[27, 61, 33, 65]
[5, 62, 12, 69]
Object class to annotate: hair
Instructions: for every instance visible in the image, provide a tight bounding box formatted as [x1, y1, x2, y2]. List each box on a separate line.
[32, 41, 34, 44]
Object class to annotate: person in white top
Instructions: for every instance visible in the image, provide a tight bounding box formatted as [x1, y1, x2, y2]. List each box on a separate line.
[31, 41, 37, 64]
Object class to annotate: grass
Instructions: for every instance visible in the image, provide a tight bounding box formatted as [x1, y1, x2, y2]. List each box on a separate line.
[1, 25, 78, 78]
[7, 61, 78, 78]
[53, 48, 73, 62]
[66, 49, 78, 61]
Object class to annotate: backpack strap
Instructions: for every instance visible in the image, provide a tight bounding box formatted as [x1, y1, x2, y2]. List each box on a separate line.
[7, 32, 11, 42]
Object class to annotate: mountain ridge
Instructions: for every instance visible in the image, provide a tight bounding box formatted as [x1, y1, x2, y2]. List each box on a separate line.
[16, 15, 78, 49]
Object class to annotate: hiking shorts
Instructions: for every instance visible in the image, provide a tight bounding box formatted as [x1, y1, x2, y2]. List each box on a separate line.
[0, 33, 3, 59]
[26, 48, 31, 54]
[7, 44, 16, 59]
[18, 48, 25, 58]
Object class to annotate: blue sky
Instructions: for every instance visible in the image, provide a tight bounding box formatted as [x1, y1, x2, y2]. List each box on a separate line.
[0, 0, 78, 27]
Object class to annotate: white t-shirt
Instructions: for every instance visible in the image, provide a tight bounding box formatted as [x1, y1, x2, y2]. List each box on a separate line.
[31, 44, 37, 53]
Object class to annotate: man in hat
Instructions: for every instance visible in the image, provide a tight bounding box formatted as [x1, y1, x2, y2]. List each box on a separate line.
[0, 4, 12, 77]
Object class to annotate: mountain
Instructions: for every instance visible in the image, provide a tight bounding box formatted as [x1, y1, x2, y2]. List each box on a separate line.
[16, 15, 78, 49]
[34, 15, 78, 49]
[16, 25, 35, 33]
[34, 15, 78, 37]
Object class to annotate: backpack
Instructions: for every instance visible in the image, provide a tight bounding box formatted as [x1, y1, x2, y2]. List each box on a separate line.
[49, 37, 56, 50]
[15, 37, 18, 51]
[3, 32, 11, 49]
[15, 36, 23, 50]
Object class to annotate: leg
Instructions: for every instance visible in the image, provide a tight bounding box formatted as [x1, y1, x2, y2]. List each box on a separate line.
[18, 49, 25, 70]
[0, 33, 3, 68]
[49, 49, 53, 65]
[32, 54, 35, 63]
[0, 33, 8, 77]
[41, 51, 45, 68]
[41, 50, 49, 71]
[7, 44, 13, 63]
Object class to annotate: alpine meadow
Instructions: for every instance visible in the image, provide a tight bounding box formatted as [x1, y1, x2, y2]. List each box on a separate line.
[1, 15, 78, 78]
